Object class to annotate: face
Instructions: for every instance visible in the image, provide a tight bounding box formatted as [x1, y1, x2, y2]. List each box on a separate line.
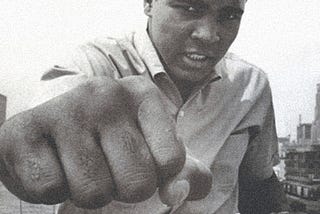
[145, 0, 245, 84]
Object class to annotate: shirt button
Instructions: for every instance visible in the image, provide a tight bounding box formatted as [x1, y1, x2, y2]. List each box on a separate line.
[178, 111, 185, 118]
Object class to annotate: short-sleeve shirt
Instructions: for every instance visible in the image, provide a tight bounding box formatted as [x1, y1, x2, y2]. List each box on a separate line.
[30, 29, 279, 214]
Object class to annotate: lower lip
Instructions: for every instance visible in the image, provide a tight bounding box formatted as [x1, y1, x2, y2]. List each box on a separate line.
[182, 54, 214, 69]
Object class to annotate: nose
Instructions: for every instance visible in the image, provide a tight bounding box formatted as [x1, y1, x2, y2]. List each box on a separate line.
[190, 19, 220, 44]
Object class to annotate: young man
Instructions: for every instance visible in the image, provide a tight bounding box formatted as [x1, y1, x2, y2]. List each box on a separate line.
[0, 0, 289, 213]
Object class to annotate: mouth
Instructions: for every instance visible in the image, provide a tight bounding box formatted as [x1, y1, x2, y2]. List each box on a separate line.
[182, 52, 216, 69]
[186, 53, 209, 61]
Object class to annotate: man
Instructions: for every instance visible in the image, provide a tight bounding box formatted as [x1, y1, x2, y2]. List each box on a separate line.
[0, 0, 288, 213]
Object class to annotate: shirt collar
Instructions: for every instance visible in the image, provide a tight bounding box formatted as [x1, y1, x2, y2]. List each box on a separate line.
[133, 28, 224, 82]
[133, 29, 165, 78]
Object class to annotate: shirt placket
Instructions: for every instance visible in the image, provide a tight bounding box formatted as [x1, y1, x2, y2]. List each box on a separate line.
[155, 77, 223, 214]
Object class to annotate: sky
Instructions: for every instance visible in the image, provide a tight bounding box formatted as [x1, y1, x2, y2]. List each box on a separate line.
[0, 0, 319, 138]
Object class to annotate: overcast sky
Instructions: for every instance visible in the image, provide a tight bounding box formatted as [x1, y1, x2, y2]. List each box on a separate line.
[0, 0, 319, 138]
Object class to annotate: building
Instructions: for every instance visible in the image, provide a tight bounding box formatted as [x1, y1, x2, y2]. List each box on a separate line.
[274, 136, 290, 180]
[282, 144, 320, 213]
[0, 94, 6, 125]
[312, 84, 320, 144]
[297, 123, 312, 145]
[282, 85, 320, 213]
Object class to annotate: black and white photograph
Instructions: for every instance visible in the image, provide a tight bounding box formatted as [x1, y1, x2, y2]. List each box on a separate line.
[0, 0, 320, 213]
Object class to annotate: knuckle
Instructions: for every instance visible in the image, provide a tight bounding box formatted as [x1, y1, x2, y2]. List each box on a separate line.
[15, 154, 68, 203]
[62, 77, 128, 123]
[141, 84, 160, 100]
[156, 147, 186, 179]
[120, 76, 160, 98]
[185, 157, 213, 200]
[187, 170, 212, 200]
[25, 174, 68, 204]
[116, 169, 157, 203]
[80, 78, 128, 114]
[1, 111, 37, 142]
[70, 176, 113, 209]
[81, 77, 123, 99]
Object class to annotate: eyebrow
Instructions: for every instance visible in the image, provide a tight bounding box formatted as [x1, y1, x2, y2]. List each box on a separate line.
[171, 0, 244, 11]
[172, 0, 206, 5]
[221, 5, 244, 15]
[228, 0, 245, 9]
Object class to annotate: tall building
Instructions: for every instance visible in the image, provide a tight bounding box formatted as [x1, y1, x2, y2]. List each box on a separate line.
[282, 85, 320, 213]
[297, 123, 312, 145]
[0, 94, 6, 125]
[312, 83, 320, 144]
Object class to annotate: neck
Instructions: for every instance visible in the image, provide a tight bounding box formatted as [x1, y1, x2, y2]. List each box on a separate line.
[169, 74, 200, 102]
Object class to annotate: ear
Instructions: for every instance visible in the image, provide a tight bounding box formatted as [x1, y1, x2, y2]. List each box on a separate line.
[240, 0, 246, 10]
[143, 0, 153, 17]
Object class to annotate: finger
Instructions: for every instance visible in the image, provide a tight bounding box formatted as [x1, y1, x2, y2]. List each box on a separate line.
[138, 96, 186, 180]
[54, 123, 114, 209]
[159, 154, 212, 206]
[0, 165, 34, 204]
[0, 112, 68, 204]
[119, 76, 186, 180]
[98, 114, 157, 203]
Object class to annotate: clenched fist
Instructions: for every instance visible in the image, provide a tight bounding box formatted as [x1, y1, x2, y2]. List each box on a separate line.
[0, 76, 212, 209]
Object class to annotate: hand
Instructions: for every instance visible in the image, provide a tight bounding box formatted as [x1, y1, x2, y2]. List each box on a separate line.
[0, 76, 212, 209]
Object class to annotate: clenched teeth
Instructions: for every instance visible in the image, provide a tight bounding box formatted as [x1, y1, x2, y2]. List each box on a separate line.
[186, 53, 207, 61]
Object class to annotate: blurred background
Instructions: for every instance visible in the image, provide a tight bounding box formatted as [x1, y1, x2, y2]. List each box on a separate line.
[0, 0, 320, 213]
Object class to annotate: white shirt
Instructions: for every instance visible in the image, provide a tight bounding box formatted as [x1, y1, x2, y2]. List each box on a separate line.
[30, 29, 279, 214]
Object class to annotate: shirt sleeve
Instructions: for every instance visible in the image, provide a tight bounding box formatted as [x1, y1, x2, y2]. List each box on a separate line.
[27, 35, 145, 110]
[239, 82, 280, 181]
[27, 42, 120, 110]
[27, 60, 87, 109]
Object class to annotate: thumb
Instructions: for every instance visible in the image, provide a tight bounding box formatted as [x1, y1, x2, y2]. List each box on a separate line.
[159, 154, 213, 206]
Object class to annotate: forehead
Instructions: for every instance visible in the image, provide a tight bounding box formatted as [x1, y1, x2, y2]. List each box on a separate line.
[167, 0, 246, 10]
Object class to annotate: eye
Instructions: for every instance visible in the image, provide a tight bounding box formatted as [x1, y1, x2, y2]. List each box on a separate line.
[218, 7, 243, 22]
[175, 4, 206, 16]
[219, 12, 241, 21]
[186, 6, 196, 12]
[180, 5, 200, 14]
[226, 14, 237, 20]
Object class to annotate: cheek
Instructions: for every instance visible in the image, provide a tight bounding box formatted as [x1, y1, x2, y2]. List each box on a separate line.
[219, 27, 240, 50]
[155, 18, 189, 44]
[153, 8, 190, 42]
[222, 24, 240, 43]
[153, 19, 190, 62]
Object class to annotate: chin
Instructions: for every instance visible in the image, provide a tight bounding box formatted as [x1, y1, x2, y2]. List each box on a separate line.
[183, 70, 212, 82]
[167, 64, 211, 83]
[178, 75, 208, 85]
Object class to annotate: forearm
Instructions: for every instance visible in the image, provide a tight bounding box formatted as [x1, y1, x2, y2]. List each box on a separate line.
[238, 171, 289, 214]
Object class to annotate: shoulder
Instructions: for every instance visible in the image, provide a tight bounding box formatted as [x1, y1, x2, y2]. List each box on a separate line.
[222, 52, 269, 87]
[78, 31, 145, 77]
[218, 52, 271, 101]
[73, 32, 136, 75]
[83, 32, 135, 57]
[43, 32, 141, 80]
[217, 54, 275, 135]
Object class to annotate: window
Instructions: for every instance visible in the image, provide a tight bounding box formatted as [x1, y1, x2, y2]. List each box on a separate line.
[297, 186, 302, 196]
[303, 187, 309, 198]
